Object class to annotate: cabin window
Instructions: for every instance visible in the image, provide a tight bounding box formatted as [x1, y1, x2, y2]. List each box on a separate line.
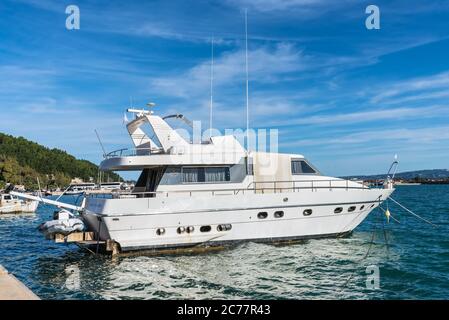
[3, 195, 12, 200]
[291, 159, 317, 174]
[200, 225, 211, 232]
[182, 167, 203, 183]
[360, 205, 365, 210]
[217, 224, 232, 232]
[274, 211, 284, 218]
[348, 206, 356, 212]
[181, 167, 230, 183]
[258, 212, 268, 219]
[303, 209, 312, 216]
[205, 167, 230, 182]
[334, 207, 343, 214]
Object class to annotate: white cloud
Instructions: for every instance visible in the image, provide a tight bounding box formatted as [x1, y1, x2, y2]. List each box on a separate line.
[151, 43, 307, 98]
[285, 125, 449, 148]
[271, 105, 448, 127]
[225, 0, 328, 12]
[370, 71, 449, 104]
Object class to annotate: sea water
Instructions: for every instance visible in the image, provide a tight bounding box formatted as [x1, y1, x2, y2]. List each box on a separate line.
[0, 185, 448, 299]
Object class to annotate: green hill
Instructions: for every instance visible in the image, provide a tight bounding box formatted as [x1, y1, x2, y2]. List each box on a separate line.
[0, 132, 120, 190]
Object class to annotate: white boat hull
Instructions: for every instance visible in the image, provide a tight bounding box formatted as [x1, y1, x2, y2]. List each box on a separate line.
[0, 199, 39, 214]
[82, 188, 393, 252]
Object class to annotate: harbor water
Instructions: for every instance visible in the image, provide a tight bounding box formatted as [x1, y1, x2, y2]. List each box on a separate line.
[0, 185, 448, 299]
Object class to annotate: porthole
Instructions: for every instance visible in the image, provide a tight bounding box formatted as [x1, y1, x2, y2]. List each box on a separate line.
[303, 209, 312, 216]
[200, 225, 211, 233]
[274, 211, 284, 218]
[177, 226, 185, 234]
[348, 206, 356, 212]
[334, 207, 343, 214]
[156, 228, 165, 236]
[186, 226, 194, 233]
[258, 212, 268, 219]
[360, 205, 365, 210]
[217, 224, 232, 232]
[370, 204, 375, 208]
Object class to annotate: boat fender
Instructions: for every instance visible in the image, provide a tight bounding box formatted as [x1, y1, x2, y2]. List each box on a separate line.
[385, 208, 391, 223]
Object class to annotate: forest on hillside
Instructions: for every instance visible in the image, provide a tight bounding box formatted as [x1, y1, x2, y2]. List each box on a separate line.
[0, 132, 120, 190]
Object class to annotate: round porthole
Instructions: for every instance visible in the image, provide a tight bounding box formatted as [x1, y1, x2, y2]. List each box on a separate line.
[258, 212, 268, 219]
[274, 211, 284, 218]
[217, 224, 232, 232]
[177, 226, 185, 234]
[186, 226, 194, 233]
[334, 207, 343, 214]
[156, 228, 165, 236]
[303, 209, 312, 216]
[200, 225, 211, 233]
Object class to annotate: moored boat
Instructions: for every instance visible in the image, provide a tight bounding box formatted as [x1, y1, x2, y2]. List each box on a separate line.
[0, 192, 39, 214]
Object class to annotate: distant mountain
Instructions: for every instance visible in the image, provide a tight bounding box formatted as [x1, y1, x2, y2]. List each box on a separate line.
[0, 132, 120, 190]
[343, 169, 449, 180]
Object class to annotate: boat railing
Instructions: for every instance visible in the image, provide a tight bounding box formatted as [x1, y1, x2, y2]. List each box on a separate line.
[87, 179, 384, 199]
[104, 147, 163, 159]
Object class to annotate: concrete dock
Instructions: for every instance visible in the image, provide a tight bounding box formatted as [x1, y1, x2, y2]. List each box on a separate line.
[0, 265, 40, 300]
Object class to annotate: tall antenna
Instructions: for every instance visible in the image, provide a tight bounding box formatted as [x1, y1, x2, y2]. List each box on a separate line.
[94, 129, 107, 158]
[245, 9, 250, 151]
[209, 36, 214, 137]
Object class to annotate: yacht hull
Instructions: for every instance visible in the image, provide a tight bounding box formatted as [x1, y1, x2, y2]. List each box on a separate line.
[0, 200, 39, 214]
[82, 188, 393, 253]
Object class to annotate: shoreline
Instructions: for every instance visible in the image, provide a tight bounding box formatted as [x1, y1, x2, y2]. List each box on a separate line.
[0, 265, 40, 300]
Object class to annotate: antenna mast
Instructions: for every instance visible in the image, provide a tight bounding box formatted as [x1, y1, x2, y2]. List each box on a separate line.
[245, 9, 250, 151]
[94, 129, 107, 158]
[210, 36, 214, 137]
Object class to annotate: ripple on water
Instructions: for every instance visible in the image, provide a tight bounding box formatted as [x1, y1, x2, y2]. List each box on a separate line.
[1, 187, 449, 299]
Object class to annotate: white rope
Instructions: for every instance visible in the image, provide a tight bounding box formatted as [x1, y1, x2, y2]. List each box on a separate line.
[389, 197, 439, 228]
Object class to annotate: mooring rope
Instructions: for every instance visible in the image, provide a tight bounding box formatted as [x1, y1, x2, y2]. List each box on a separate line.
[389, 197, 439, 228]
[338, 210, 381, 294]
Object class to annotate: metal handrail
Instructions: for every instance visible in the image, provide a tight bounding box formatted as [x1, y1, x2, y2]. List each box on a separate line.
[87, 178, 382, 199]
[104, 147, 162, 159]
[246, 179, 367, 190]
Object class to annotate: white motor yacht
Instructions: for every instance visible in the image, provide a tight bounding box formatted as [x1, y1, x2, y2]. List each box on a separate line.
[77, 107, 394, 253]
[12, 106, 394, 254]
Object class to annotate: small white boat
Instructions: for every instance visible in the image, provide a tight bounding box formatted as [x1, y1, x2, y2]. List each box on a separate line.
[0, 193, 39, 214]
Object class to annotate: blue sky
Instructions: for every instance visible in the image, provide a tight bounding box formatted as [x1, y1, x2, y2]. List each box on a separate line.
[1, 0, 449, 178]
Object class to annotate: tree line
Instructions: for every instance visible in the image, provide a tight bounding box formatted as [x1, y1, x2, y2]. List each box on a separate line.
[0, 132, 120, 190]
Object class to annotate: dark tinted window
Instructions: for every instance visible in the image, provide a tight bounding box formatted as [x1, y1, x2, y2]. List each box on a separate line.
[291, 160, 317, 174]
[182, 167, 230, 183]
